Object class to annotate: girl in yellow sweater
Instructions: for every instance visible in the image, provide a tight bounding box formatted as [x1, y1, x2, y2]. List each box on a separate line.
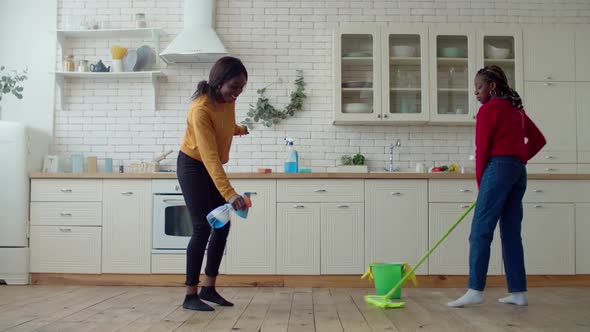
[177, 56, 249, 311]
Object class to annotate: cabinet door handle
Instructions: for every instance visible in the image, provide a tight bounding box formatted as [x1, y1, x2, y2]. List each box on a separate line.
[121, 191, 134, 195]
[163, 199, 185, 203]
[60, 212, 72, 217]
[544, 76, 552, 80]
[174, 185, 180, 191]
[336, 204, 349, 208]
[544, 83, 553, 86]
[390, 192, 402, 196]
[533, 189, 543, 193]
[247, 192, 258, 195]
[460, 204, 470, 209]
[545, 168, 556, 172]
[292, 204, 305, 209]
[60, 188, 72, 193]
[313, 189, 326, 193]
[534, 205, 543, 208]
[459, 189, 472, 193]
[59, 228, 72, 232]
[383, 114, 389, 118]
[377, 114, 382, 118]
[544, 155, 555, 159]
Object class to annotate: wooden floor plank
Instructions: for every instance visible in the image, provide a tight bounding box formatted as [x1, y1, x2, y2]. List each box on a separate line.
[1, 286, 590, 332]
[312, 288, 343, 332]
[349, 288, 400, 332]
[259, 287, 293, 332]
[287, 288, 315, 332]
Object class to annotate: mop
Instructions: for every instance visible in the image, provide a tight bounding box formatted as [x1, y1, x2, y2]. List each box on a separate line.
[364, 201, 476, 308]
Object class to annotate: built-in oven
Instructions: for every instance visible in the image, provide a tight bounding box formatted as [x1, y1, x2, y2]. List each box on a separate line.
[152, 180, 192, 251]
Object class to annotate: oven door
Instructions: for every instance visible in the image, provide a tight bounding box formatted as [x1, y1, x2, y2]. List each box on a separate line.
[152, 194, 192, 250]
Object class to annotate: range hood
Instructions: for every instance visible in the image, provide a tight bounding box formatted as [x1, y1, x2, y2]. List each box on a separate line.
[159, 0, 227, 64]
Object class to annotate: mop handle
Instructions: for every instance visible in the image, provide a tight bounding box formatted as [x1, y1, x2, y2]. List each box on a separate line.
[384, 201, 476, 300]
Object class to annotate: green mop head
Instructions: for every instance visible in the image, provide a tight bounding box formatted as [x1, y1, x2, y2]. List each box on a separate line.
[364, 295, 405, 308]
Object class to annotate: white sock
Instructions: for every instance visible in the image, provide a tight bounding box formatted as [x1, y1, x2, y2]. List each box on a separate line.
[447, 289, 484, 307]
[498, 292, 528, 306]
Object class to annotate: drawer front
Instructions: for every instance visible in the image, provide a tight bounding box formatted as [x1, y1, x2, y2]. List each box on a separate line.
[151, 179, 182, 194]
[526, 164, 577, 174]
[429, 180, 478, 202]
[30, 202, 102, 226]
[578, 164, 590, 174]
[524, 180, 584, 203]
[151, 254, 186, 274]
[31, 179, 102, 202]
[529, 150, 576, 164]
[30, 226, 101, 273]
[277, 180, 364, 202]
[579, 151, 590, 164]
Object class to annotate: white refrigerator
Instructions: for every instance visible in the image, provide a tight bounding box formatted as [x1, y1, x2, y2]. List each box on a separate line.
[0, 121, 30, 284]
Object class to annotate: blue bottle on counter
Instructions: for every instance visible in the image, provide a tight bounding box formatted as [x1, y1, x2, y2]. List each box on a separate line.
[284, 138, 299, 173]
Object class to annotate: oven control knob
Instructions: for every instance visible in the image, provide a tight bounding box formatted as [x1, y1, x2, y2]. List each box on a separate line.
[175, 185, 180, 192]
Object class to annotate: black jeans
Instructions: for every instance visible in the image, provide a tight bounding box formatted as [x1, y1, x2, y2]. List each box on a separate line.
[177, 151, 230, 286]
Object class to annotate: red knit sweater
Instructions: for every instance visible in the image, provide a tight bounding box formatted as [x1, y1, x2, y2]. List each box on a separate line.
[475, 98, 546, 187]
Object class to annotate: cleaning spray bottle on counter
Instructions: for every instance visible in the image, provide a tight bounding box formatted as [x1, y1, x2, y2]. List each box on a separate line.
[284, 138, 299, 173]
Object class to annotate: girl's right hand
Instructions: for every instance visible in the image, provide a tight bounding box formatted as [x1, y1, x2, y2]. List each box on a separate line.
[229, 194, 247, 211]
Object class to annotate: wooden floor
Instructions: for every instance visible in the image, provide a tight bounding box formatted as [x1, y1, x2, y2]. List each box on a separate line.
[1, 286, 589, 331]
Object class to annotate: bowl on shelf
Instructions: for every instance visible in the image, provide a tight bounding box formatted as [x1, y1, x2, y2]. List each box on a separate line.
[391, 45, 416, 57]
[484, 42, 511, 59]
[342, 52, 373, 58]
[439, 47, 464, 58]
[343, 103, 371, 113]
[342, 81, 373, 88]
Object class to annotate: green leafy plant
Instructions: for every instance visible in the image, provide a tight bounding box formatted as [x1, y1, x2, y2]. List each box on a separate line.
[352, 153, 365, 165]
[1, 66, 28, 102]
[242, 70, 306, 128]
[340, 154, 353, 166]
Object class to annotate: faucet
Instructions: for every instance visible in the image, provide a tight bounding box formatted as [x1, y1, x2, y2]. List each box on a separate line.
[386, 139, 402, 172]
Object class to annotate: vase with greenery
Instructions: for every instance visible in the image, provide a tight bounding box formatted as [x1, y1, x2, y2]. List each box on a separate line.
[242, 69, 306, 128]
[0, 66, 28, 120]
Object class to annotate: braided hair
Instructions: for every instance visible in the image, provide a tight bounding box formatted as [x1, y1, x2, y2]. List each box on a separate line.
[476, 65, 523, 110]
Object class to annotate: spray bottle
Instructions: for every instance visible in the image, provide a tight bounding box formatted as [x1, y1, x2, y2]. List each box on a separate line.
[284, 138, 299, 173]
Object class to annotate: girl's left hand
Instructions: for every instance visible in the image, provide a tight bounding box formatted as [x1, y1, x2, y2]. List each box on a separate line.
[242, 125, 249, 135]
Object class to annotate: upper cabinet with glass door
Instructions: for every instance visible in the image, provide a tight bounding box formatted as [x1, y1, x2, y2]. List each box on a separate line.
[429, 27, 476, 123]
[333, 26, 381, 124]
[381, 26, 429, 123]
[477, 25, 523, 100]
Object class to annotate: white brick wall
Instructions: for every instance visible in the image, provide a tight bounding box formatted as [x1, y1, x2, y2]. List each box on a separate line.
[53, 0, 590, 172]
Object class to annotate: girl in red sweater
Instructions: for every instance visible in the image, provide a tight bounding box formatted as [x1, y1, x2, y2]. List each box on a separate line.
[448, 65, 546, 307]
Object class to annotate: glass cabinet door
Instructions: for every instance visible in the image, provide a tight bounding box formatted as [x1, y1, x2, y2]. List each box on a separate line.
[382, 26, 429, 123]
[334, 27, 380, 124]
[430, 28, 476, 123]
[478, 27, 523, 101]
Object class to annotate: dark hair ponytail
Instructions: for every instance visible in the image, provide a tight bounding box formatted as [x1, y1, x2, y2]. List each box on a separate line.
[191, 56, 248, 101]
[477, 65, 523, 110]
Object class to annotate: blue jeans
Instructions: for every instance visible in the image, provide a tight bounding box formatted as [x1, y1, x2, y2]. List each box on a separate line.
[469, 156, 527, 292]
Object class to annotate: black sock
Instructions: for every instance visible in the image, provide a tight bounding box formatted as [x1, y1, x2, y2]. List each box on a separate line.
[199, 286, 234, 306]
[182, 293, 214, 311]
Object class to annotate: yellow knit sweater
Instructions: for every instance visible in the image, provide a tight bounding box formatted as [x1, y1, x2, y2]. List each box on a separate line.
[180, 94, 247, 201]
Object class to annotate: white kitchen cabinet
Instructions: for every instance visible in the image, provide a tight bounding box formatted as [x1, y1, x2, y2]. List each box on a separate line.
[428, 203, 502, 275]
[524, 25, 575, 82]
[30, 226, 101, 273]
[277, 203, 320, 274]
[477, 25, 523, 94]
[380, 25, 430, 123]
[524, 81, 577, 163]
[321, 203, 364, 274]
[525, 164, 578, 174]
[577, 83, 590, 163]
[277, 179, 364, 203]
[575, 27, 590, 81]
[31, 179, 102, 202]
[102, 180, 152, 273]
[576, 204, 590, 274]
[226, 180, 277, 274]
[522, 203, 575, 274]
[365, 180, 428, 274]
[429, 25, 477, 123]
[333, 25, 382, 124]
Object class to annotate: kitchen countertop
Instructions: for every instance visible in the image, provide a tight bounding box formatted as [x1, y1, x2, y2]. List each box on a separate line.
[29, 172, 590, 180]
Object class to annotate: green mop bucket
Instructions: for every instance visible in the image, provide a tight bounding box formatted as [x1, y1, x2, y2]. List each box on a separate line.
[362, 262, 415, 300]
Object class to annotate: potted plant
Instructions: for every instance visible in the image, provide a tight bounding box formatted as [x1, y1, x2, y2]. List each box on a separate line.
[0, 66, 28, 120]
[337, 152, 368, 173]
